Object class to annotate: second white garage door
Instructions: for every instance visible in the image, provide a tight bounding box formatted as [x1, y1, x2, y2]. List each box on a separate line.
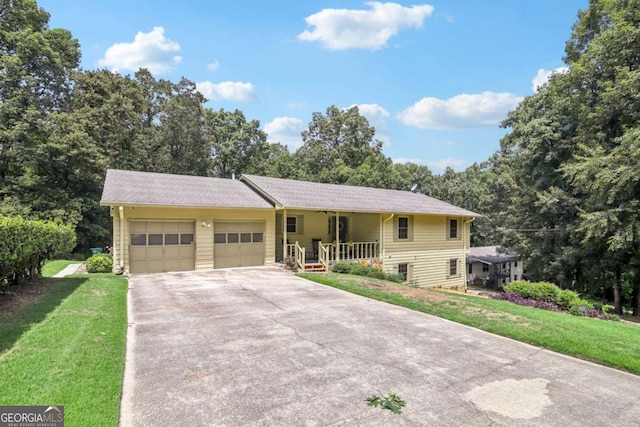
[214, 221, 265, 268]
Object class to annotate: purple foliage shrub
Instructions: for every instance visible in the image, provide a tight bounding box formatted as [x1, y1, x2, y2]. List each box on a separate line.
[491, 292, 562, 312]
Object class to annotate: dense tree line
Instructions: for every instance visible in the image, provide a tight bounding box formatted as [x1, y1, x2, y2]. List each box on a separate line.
[2, 0, 638, 314]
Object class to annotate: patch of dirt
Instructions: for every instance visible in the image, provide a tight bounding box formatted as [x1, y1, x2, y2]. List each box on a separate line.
[349, 278, 450, 303]
[0, 280, 49, 315]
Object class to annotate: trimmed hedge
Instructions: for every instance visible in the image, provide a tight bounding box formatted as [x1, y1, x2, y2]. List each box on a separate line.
[504, 281, 560, 302]
[331, 262, 404, 283]
[0, 216, 76, 287]
[86, 254, 113, 273]
[498, 280, 615, 320]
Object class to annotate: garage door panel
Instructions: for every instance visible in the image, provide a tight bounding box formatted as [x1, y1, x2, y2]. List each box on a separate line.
[129, 221, 195, 273]
[214, 221, 265, 269]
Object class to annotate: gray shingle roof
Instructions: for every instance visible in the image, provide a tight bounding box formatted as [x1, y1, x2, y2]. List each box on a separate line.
[100, 169, 273, 209]
[242, 174, 480, 217]
[466, 246, 516, 265]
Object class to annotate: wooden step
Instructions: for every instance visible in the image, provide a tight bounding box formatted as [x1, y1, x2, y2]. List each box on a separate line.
[303, 263, 326, 272]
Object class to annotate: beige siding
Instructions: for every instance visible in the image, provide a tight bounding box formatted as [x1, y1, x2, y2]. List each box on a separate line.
[110, 208, 120, 272]
[276, 210, 380, 259]
[351, 213, 379, 242]
[383, 215, 470, 290]
[113, 206, 274, 273]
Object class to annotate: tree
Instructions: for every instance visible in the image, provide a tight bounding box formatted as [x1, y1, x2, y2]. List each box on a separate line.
[156, 78, 209, 176]
[205, 108, 269, 178]
[0, 0, 80, 199]
[295, 105, 383, 183]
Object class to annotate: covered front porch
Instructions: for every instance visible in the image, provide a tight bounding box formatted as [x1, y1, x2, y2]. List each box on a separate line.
[276, 209, 383, 272]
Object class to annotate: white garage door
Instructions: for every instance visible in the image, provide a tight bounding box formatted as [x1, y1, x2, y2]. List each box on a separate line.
[214, 221, 265, 268]
[129, 221, 195, 273]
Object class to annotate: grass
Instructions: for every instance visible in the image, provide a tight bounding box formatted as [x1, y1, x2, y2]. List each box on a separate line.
[0, 273, 128, 427]
[42, 260, 81, 277]
[298, 272, 640, 375]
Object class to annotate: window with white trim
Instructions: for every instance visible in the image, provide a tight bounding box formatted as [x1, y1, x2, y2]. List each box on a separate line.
[398, 263, 408, 281]
[449, 259, 458, 276]
[398, 217, 409, 240]
[448, 218, 459, 239]
[286, 217, 297, 233]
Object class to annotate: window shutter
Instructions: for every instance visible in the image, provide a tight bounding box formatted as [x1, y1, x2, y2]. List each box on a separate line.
[297, 215, 304, 235]
[276, 214, 283, 234]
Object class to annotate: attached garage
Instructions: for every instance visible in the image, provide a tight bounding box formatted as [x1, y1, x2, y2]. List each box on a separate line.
[129, 221, 196, 273]
[101, 170, 276, 274]
[214, 221, 265, 268]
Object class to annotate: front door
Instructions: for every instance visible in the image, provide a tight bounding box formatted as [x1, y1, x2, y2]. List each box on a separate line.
[330, 216, 348, 242]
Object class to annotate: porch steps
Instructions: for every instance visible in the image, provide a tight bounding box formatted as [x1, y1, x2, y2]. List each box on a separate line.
[303, 263, 326, 272]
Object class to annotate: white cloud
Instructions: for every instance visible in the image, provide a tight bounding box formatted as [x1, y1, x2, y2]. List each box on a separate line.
[298, 2, 434, 50]
[426, 157, 469, 172]
[207, 59, 220, 71]
[532, 67, 569, 92]
[392, 157, 425, 165]
[397, 91, 523, 130]
[392, 157, 467, 173]
[264, 117, 304, 150]
[350, 103, 391, 145]
[196, 81, 256, 102]
[98, 26, 182, 74]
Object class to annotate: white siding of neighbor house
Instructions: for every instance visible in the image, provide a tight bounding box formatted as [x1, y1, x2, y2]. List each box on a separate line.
[110, 206, 274, 273]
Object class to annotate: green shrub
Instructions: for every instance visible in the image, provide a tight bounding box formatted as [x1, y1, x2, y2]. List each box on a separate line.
[86, 254, 113, 273]
[556, 289, 581, 310]
[0, 216, 76, 286]
[504, 281, 560, 302]
[568, 298, 594, 316]
[331, 262, 404, 283]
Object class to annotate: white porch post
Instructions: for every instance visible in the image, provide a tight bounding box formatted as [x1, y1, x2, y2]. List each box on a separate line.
[283, 209, 288, 259]
[335, 211, 340, 261]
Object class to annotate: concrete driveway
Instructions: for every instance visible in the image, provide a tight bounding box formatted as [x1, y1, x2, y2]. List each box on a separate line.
[120, 267, 640, 426]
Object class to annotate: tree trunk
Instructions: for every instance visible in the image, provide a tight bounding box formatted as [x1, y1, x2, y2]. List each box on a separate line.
[632, 282, 640, 317]
[614, 267, 622, 315]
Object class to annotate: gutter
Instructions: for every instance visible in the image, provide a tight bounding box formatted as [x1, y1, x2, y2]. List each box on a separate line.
[119, 206, 125, 270]
[381, 214, 395, 270]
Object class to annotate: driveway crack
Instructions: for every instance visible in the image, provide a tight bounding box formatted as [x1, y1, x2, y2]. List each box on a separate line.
[238, 283, 285, 311]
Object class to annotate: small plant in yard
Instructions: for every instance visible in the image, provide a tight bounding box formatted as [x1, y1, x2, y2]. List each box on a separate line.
[366, 391, 406, 414]
[86, 254, 113, 273]
[283, 256, 297, 271]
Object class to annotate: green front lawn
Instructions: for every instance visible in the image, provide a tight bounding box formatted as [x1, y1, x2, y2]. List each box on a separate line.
[0, 273, 128, 427]
[299, 273, 640, 375]
[42, 260, 80, 277]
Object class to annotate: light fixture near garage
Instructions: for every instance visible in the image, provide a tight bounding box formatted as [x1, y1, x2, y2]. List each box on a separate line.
[201, 221, 212, 228]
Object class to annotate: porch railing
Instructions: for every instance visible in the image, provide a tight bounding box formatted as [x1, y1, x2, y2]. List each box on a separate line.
[320, 241, 380, 263]
[294, 241, 305, 271]
[319, 243, 330, 270]
[286, 241, 380, 271]
[285, 243, 295, 259]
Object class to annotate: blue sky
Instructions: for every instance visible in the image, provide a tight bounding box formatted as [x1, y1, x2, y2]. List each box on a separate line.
[40, 0, 587, 173]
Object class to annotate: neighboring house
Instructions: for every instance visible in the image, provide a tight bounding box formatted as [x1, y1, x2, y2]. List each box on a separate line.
[466, 246, 524, 288]
[100, 169, 480, 290]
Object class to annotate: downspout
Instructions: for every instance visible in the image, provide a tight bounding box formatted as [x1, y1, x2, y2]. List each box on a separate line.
[119, 206, 125, 270]
[462, 218, 475, 291]
[382, 214, 394, 271]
